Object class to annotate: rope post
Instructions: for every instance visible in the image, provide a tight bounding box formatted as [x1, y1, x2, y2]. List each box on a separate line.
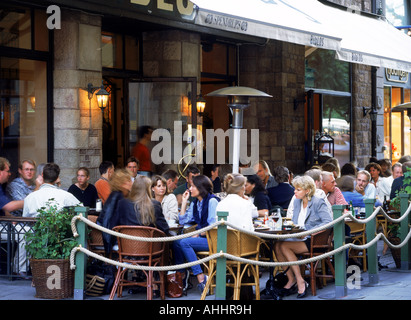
[332, 204, 347, 298]
[365, 198, 378, 284]
[73, 207, 88, 300]
[215, 211, 228, 300]
[400, 193, 410, 270]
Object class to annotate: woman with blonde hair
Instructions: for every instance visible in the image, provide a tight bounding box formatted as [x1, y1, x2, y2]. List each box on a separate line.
[274, 175, 331, 298]
[97, 168, 134, 256]
[151, 175, 179, 228]
[216, 173, 257, 231]
[116, 175, 169, 234]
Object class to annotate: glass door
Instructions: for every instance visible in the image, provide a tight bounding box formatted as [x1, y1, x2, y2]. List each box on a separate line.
[127, 78, 197, 174]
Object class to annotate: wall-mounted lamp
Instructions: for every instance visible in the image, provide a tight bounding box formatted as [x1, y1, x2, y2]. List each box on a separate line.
[196, 92, 206, 117]
[87, 82, 110, 112]
[363, 106, 378, 121]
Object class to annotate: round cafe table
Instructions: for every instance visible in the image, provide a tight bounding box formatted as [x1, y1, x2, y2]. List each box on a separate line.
[254, 226, 304, 300]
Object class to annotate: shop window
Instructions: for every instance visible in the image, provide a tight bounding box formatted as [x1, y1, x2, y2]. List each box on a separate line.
[0, 57, 48, 175]
[305, 49, 350, 92]
[102, 32, 139, 71]
[0, 6, 31, 49]
[384, 86, 411, 163]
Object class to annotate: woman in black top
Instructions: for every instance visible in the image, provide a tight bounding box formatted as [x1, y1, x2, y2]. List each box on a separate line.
[245, 174, 272, 217]
[116, 175, 169, 235]
[68, 167, 99, 208]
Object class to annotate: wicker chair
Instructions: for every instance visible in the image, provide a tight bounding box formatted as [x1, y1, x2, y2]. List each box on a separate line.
[300, 228, 335, 296]
[346, 221, 367, 271]
[87, 215, 106, 256]
[200, 228, 263, 300]
[109, 226, 166, 300]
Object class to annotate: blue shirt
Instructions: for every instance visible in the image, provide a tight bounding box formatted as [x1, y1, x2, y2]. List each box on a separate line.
[0, 185, 11, 216]
[179, 197, 219, 227]
[342, 191, 366, 208]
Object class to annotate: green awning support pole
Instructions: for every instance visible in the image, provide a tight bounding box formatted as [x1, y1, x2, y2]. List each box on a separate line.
[400, 193, 410, 270]
[215, 211, 228, 300]
[333, 204, 347, 298]
[73, 206, 88, 300]
[365, 198, 378, 284]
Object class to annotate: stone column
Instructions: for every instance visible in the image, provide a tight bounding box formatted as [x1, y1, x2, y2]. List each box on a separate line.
[240, 40, 305, 174]
[53, 10, 102, 188]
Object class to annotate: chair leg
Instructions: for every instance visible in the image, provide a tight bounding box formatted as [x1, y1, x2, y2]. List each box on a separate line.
[147, 270, 153, 300]
[201, 266, 215, 300]
[310, 262, 316, 296]
[109, 267, 123, 300]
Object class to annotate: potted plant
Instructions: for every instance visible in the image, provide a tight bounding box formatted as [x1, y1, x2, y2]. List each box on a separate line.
[25, 200, 79, 299]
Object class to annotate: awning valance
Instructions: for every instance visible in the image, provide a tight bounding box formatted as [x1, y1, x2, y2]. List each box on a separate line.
[192, 0, 411, 72]
[191, 0, 342, 51]
[327, 5, 411, 72]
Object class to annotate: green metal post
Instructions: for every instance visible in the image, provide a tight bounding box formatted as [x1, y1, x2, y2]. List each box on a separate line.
[365, 198, 378, 284]
[399, 193, 410, 270]
[333, 204, 347, 298]
[215, 211, 228, 300]
[73, 206, 88, 300]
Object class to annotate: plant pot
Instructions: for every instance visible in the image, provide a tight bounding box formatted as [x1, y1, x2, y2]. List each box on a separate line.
[388, 237, 402, 269]
[30, 259, 74, 299]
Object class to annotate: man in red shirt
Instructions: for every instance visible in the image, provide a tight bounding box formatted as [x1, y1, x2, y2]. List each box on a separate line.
[132, 125, 153, 177]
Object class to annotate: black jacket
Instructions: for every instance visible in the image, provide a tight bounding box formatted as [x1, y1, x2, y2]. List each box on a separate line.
[116, 198, 170, 235]
[97, 191, 124, 256]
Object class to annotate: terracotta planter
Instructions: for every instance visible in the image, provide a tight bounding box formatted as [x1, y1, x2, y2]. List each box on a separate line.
[30, 259, 74, 299]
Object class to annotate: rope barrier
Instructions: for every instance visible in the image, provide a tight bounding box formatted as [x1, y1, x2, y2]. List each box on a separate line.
[69, 201, 411, 272]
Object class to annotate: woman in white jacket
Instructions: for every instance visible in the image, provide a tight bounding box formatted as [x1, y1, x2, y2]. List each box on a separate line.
[151, 175, 179, 227]
[215, 173, 257, 231]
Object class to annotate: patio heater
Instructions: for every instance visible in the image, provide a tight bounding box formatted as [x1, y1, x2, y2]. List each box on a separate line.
[207, 86, 272, 173]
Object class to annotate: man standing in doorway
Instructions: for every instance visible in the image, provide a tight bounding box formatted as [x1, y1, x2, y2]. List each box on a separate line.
[132, 125, 153, 177]
[6, 159, 37, 216]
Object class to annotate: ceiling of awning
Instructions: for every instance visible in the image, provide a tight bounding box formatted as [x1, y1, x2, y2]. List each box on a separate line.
[191, 0, 411, 72]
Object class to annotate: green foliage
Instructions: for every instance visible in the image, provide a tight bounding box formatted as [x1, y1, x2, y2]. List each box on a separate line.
[25, 200, 78, 260]
[388, 168, 411, 237]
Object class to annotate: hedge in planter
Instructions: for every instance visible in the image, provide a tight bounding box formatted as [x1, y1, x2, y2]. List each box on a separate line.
[25, 201, 79, 299]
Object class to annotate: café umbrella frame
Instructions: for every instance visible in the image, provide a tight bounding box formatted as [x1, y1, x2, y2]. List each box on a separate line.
[207, 86, 272, 173]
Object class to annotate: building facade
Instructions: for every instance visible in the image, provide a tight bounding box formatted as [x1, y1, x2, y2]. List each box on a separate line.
[0, 0, 410, 189]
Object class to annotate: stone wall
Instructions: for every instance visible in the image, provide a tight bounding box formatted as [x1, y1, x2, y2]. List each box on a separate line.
[53, 10, 102, 187]
[240, 40, 306, 174]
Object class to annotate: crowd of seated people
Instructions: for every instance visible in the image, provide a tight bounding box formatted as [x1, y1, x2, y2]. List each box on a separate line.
[1, 151, 409, 297]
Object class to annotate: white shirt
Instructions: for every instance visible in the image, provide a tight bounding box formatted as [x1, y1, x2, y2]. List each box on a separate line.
[161, 194, 179, 227]
[215, 194, 256, 231]
[374, 176, 391, 200]
[23, 184, 81, 217]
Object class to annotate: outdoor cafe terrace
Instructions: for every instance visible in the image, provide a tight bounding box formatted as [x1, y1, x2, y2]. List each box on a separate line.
[1, 195, 411, 303]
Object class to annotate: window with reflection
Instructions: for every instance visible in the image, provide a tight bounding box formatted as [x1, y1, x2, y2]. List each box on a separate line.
[0, 57, 48, 174]
[322, 95, 351, 165]
[305, 49, 350, 92]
